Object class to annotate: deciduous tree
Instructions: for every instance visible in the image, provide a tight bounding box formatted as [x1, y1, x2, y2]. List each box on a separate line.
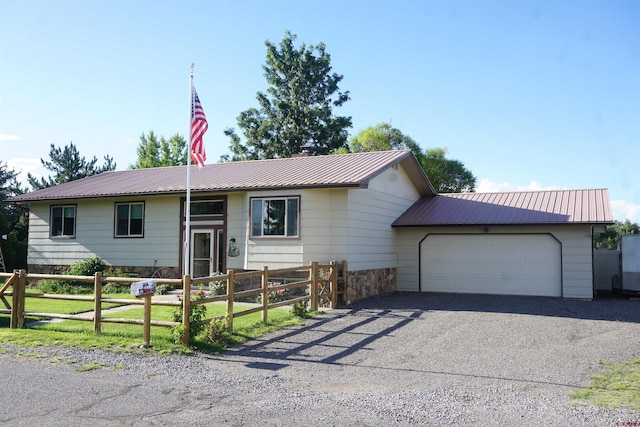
[347, 123, 425, 163]
[346, 123, 476, 193]
[422, 147, 476, 193]
[131, 131, 187, 168]
[594, 219, 640, 250]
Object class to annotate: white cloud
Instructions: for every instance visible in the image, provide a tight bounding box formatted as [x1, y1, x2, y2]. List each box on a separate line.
[6, 158, 45, 185]
[611, 200, 640, 224]
[476, 178, 563, 193]
[0, 134, 21, 141]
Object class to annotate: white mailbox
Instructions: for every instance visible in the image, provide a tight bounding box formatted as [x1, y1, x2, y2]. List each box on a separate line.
[131, 280, 157, 297]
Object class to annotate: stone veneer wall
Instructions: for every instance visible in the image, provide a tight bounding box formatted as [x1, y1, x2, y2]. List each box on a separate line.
[345, 267, 396, 304]
[26, 264, 168, 279]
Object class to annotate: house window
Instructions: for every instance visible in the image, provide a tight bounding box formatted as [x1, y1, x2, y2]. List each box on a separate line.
[251, 197, 299, 238]
[51, 205, 76, 238]
[189, 200, 224, 217]
[115, 202, 144, 237]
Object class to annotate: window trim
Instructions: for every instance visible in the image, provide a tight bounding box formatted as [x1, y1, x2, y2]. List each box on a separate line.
[250, 196, 300, 239]
[179, 196, 228, 222]
[114, 201, 145, 238]
[185, 199, 225, 220]
[50, 204, 77, 238]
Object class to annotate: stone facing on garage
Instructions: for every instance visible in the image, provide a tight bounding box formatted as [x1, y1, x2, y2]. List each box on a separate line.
[346, 267, 397, 303]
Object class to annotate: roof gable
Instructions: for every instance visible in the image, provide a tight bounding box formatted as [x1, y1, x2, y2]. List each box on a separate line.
[393, 189, 613, 226]
[11, 150, 435, 202]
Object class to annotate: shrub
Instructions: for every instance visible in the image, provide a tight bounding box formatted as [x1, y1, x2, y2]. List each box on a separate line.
[207, 274, 227, 295]
[206, 318, 230, 345]
[66, 257, 107, 276]
[172, 289, 207, 344]
[156, 284, 172, 295]
[102, 281, 129, 294]
[291, 302, 309, 318]
[258, 281, 290, 304]
[102, 267, 129, 294]
[37, 256, 113, 294]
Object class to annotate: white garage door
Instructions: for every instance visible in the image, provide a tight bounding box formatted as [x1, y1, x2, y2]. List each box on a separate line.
[421, 234, 561, 297]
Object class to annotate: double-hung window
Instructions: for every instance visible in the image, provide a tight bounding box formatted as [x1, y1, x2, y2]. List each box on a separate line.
[51, 205, 76, 238]
[115, 202, 144, 237]
[251, 197, 299, 238]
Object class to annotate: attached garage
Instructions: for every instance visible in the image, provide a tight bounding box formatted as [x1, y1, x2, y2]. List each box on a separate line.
[393, 189, 614, 299]
[420, 234, 561, 297]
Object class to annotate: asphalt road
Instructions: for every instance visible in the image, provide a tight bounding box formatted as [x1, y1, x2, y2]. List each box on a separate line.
[2, 293, 640, 426]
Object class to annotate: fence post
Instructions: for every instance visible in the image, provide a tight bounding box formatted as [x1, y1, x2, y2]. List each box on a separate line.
[226, 269, 234, 332]
[9, 270, 21, 328]
[15, 269, 27, 328]
[261, 266, 269, 324]
[182, 274, 191, 345]
[310, 261, 318, 312]
[330, 260, 338, 309]
[94, 272, 102, 333]
[142, 294, 152, 348]
[342, 260, 348, 306]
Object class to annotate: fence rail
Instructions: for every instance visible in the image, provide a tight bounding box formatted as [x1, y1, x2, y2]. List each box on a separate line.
[0, 260, 347, 346]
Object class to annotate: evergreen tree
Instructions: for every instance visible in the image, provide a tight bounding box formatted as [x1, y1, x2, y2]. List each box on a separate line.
[0, 161, 27, 269]
[27, 142, 115, 190]
[223, 31, 352, 161]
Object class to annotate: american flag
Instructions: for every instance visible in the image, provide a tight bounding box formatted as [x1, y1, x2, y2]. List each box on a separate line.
[190, 86, 208, 168]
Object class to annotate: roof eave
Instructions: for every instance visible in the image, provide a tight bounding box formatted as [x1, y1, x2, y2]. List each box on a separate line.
[392, 220, 615, 227]
[10, 182, 366, 203]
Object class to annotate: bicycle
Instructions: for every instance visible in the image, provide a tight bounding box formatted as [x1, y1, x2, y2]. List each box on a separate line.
[151, 260, 178, 280]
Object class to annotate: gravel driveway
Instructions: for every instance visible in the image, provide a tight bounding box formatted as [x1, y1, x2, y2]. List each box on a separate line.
[2, 293, 640, 426]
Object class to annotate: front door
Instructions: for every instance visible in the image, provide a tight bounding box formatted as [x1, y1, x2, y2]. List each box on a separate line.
[191, 229, 214, 278]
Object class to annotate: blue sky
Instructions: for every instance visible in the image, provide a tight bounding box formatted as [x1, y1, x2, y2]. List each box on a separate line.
[1, 0, 639, 222]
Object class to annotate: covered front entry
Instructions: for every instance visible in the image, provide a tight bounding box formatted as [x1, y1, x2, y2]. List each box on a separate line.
[420, 234, 562, 297]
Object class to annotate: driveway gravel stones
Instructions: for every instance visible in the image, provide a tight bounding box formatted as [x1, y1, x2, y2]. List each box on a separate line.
[1, 293, 639, 426]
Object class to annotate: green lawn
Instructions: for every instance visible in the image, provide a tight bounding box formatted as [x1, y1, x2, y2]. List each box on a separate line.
[0, 293, 304, 354]
[570, 358, 640, 411]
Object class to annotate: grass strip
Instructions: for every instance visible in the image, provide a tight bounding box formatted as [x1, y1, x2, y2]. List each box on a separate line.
[570, 358, 640, 411]
[0, 300, 304, 354]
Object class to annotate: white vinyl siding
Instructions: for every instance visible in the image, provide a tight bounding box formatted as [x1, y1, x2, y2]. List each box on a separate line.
[244, 189, 304, 269]
[225, 193, 247, 270]
[344, 165, 420, 271]
[242, 164, 419, 271]
[28, 196, 181, 269]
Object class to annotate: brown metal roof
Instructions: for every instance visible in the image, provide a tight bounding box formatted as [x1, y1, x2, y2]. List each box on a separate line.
[392, 189, 613, 226]
[10, 150, 435, 202]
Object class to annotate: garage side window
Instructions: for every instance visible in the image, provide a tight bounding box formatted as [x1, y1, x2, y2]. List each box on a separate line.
[51, 205, 76, 238]
[251, 197, 299, 238]
[115, 202, 144, 237]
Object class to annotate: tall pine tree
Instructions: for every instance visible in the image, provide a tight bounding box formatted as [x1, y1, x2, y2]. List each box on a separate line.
[27, 142, 115, 190]
[224, 31, 352, 161]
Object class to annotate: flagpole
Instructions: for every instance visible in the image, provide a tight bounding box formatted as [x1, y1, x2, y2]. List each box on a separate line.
[185, 63, 195, 277]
